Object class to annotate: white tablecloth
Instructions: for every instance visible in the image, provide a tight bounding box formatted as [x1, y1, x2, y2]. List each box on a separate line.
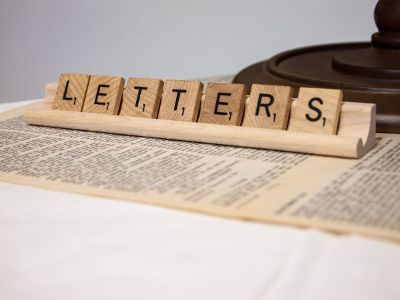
[1, 100, 399, 300]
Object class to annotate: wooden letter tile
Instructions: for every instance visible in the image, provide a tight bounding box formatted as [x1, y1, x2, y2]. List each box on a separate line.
[198, 83, 246, 126]
[120, 78, 163, 118]
[242, 84, 292, 129]
[158, 80, 203, 122]
[53, 73, 90, 112]
[82, 75, 125, 115]
[290, 87, 343, 134]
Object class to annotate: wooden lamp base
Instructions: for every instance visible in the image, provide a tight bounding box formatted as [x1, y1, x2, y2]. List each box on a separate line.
[234, 0, 400, 133]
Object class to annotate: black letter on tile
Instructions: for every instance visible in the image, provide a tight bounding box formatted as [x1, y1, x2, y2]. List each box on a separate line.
[214, 92, 231, 116]
[94, 84, 110, 106]
[255, 94, 274, 117]
[134, 86, 148, 107]
[63, 80, 73, 101]
[306, 97, 323, 122]
[172, 89, 187, 111]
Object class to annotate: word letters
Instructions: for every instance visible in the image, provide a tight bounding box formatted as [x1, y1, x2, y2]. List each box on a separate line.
[53, 73, 343, 134]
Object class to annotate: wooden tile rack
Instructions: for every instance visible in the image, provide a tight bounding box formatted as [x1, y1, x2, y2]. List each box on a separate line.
[23, 82, 376, 159]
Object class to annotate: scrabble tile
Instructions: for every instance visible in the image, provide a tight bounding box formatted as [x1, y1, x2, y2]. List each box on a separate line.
[82, 75, 125, 115]
[120, 78, 163, 118]
[242, 84, 293, 129]
[158, 80, 203, 122]
[290, 87, 343, 134]
[53, 73, 90, 111]
[198, 83, 247, 126]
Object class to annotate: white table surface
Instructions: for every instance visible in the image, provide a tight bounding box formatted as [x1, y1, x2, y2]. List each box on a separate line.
[1, 100, 400, 300]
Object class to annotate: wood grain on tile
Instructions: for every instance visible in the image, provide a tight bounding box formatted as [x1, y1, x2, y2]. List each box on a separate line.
[242, 84, 292, 129]
[120, 78, 163, 118]
[53, 73, 90, 112]
[289, 87, 343, 134]
[198, 83, 247, 126]
[158, 80, 203, 122]
[82, 75, 125, 115]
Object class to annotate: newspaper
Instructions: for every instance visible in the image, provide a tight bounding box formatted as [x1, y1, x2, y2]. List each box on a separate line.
[0, 102, 399, 243]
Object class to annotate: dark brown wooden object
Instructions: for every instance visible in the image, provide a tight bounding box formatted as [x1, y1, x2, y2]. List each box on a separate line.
[234, 0, 400, 133]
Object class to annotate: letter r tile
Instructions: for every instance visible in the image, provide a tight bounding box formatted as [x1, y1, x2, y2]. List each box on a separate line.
[158, 80, 203, 122]
[198, 83, 247, 126]
[289, 87, 343, 135]
[82, 75, 125, 115]
[242, 84, 292, 129]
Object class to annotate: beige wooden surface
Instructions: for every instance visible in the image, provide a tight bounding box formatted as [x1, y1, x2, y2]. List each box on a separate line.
[24, 99, 375, 159]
